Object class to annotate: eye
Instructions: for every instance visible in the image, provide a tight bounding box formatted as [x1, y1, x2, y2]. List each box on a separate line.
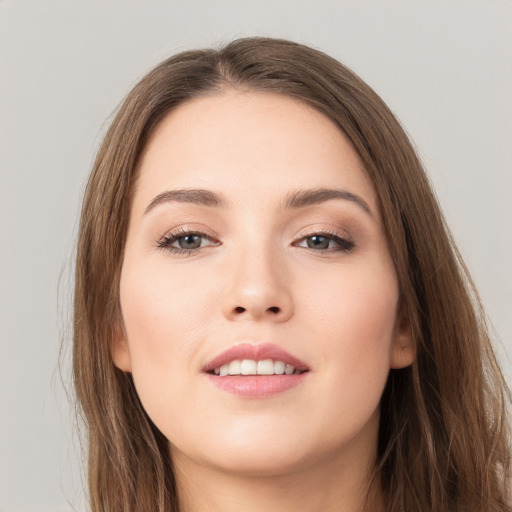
[157, 229, 219, 255]
[294, 232, 355, 253]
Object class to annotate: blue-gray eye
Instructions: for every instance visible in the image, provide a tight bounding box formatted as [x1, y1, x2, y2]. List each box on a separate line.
[306, 235, 330, 250]
[157, 230, 217, 254]
[296, 233, 355, 252]
[176, 234, 202, 250]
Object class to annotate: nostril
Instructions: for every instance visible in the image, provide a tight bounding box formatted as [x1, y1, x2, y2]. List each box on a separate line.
[231, 305, 282, 317]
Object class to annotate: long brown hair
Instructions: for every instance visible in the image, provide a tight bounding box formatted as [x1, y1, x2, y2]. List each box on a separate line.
[74, 37, 511, 511]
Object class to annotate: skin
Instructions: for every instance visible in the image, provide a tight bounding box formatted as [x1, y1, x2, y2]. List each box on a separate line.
[114, 90, 413, 512]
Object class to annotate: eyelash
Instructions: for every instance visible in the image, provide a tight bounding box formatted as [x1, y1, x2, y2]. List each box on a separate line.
[156, 227, 219, 256]
[156, 228, 355, 256]
[293, 230, 355, 254]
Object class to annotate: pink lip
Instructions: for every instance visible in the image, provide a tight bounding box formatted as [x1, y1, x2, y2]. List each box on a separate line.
[202, 343, 309, 373]
[202, 343, 310, 398]
[205, 374, 308, 398]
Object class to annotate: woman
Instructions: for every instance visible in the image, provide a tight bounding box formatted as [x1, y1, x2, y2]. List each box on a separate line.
[73, 37, 511, 511]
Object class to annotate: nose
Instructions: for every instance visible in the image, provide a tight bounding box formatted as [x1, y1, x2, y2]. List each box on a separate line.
[221, 246, 294, 323]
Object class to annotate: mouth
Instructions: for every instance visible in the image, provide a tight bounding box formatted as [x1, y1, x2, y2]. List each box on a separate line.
[209, 359, 306, 376]
[202, 343, 309, 397]
[203, 342, 309, 374]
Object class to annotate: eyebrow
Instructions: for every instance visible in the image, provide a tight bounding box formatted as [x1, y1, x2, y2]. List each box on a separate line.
[284, 188, 372, 215]
[144, 187, 372, 216]
[144, 188, 226, 214]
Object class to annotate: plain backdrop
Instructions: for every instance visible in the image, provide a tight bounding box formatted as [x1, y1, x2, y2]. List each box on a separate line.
[0, 1, 511, 511]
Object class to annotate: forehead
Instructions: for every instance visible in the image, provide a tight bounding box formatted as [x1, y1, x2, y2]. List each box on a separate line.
[134, 90, 377, 213]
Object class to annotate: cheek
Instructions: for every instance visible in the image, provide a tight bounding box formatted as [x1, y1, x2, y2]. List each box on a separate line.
[121, 258, 214, 347]
[290, 262, 398, 450]
[118, 259, 216, 408]
[305, 259, 398, 390]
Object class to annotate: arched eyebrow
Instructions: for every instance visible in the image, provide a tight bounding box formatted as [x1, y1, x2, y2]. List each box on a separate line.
[144, 187, 372, 216]
[284, 188, 372, 216]
[144, 189, 227, 214]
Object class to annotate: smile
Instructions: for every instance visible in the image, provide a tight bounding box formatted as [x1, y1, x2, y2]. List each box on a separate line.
[203, 343, 310, 397]
[212, 359, 304, 376]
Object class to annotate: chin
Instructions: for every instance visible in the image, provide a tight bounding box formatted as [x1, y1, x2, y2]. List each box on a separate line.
[170, 423, 340, 480]
[202, 444, 313, 478]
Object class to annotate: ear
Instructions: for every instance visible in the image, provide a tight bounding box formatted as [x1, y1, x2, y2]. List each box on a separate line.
[390, 312, 414, 369]
[112, 322, 132, 373]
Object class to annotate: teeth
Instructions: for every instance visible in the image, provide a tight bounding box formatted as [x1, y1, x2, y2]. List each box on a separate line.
[257, 359, 274, 375]
[228, 360, 241, 375]
[240, 359, 257, 375]
[213, 359, 300, 376]
[274, 361, 285, 374]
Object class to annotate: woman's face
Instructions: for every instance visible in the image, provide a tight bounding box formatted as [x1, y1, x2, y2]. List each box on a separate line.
[115, 91, 412, 477]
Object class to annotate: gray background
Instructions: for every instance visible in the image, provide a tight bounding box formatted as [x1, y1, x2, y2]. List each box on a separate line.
[1, 1, 511, 511]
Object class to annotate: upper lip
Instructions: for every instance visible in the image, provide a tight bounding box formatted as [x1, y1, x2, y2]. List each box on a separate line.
[202, 343, 309, 373]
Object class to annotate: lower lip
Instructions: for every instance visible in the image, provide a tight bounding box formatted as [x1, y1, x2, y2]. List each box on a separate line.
[205, 373, 308, 398]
